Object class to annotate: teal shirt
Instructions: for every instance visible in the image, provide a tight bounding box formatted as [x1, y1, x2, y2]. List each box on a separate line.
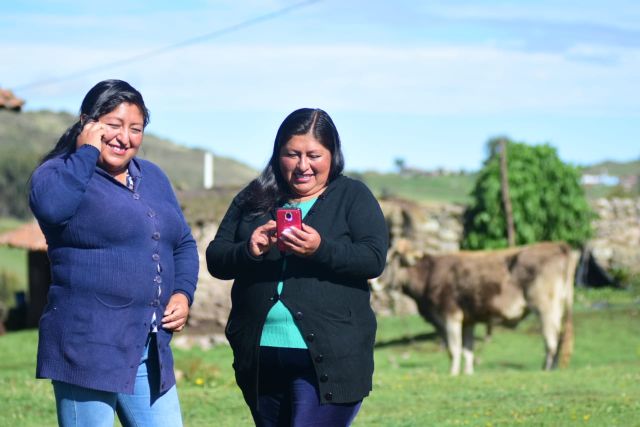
[260, 198, 317, 348]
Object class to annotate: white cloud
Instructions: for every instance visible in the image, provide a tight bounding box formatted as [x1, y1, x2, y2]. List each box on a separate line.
[4, 42, 639, 118]
[3, 1, 638, 172]
[423, 1, 640, 31]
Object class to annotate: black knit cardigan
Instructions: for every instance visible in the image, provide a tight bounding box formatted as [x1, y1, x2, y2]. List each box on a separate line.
[206, 175, 388, 406]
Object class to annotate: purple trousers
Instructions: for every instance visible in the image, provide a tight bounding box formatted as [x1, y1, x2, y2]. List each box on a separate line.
[250, 347, 362, 427]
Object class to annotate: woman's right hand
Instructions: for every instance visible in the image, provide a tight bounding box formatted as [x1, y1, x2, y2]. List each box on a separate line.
[248, 220, 277, 257]
[76, 119, 106, 151]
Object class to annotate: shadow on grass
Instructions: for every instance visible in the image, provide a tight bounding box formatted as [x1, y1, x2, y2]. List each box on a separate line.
[375, 332, 439, 349]
[375, 331, 494, 349]
[490, 361, 528, 370]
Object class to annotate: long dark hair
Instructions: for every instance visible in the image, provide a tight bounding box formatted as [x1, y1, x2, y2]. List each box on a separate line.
[238, 108, 345, 216]
[39, 79, 150, 164]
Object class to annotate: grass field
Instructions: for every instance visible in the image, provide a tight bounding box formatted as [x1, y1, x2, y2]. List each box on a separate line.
[0, 246, 27, 285]
[357, 172, 475, 205]
[0, 218, 28, 310]
[0, 288, 638, 426]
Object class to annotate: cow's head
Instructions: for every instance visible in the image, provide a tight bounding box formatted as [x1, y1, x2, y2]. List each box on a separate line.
[373, 237, 424, 293]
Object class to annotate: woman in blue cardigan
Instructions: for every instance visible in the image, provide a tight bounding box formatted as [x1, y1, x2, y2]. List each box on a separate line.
[30, 80, 199, 427]
[207, 108, 388, 426]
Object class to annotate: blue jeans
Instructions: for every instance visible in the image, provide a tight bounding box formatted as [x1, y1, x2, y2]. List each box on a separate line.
[53, 335, 183, 427]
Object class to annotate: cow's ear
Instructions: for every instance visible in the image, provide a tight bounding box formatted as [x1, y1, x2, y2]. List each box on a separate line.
[398, 249, 416, 267]
[506, 252, 520, 271]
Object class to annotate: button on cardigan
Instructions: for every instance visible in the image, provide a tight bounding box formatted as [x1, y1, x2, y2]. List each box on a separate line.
[30, 145, 199, 394]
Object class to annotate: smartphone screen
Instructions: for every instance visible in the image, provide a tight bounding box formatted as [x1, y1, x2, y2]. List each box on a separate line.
[276, 207, 302, 252]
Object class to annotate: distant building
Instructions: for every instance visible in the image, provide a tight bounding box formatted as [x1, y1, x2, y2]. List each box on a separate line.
[581, 173, 620, 186]
[0, 88, 25, 111]
[619, 175, 638, 191]
[0, 222, 49, 328]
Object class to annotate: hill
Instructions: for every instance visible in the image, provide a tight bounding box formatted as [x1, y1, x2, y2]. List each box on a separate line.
[0, 109, 257, 218]
[354, 171, 475, 205]
[0, 109, 256, 188]
[1, 109, 637, 219]
[356, 156, 640, 205]
[581, 159, 640, 177]
[579, 159, 639, 199]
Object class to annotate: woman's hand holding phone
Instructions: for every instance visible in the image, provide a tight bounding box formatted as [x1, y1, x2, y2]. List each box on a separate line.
[279, 223, 321, 256]
[249, 220, 277, 257]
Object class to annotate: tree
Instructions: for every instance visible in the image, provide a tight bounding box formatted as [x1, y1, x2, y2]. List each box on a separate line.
[393, 157, 406, 173]
[462, 138, 593, 249]
[0, 147, 38, 219]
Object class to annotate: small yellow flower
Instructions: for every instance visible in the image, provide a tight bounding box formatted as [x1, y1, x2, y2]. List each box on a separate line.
[195, 378, 205, 386]
[583, 414, 591, 422]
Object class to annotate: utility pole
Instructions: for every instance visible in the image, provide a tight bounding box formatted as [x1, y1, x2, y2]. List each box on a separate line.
[499, 139, 516, 247]
[204, 151, 214, 189]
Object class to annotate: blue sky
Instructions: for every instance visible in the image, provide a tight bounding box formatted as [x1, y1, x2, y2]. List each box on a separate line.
[1, 0, 639, 172]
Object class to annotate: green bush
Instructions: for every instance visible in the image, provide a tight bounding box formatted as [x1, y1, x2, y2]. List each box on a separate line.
[0, 148, 39, 219]
[463, 138, 594, 249]
[0, 270, 22, 313]
[609, 266, 640, 295]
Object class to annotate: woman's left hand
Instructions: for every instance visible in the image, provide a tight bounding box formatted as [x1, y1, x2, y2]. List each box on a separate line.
[162, 293, 190, 332]
[280, 223, 322, 256]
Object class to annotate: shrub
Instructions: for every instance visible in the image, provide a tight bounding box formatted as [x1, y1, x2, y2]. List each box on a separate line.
[463, 138, 594, 249]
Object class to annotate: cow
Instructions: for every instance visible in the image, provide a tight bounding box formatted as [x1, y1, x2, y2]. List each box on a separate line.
[382, 240, 579, 375]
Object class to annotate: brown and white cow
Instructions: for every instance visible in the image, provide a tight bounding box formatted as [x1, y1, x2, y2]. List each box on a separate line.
[382, 241, 579, 375]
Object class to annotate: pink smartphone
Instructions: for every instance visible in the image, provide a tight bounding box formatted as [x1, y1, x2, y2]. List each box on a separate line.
[276, 208, 302, 252]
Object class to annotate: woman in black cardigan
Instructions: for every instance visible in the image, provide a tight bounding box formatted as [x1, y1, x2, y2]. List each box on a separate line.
[206, 108, 388, 426]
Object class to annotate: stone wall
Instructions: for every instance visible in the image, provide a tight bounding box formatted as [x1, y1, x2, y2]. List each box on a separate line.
[370, 199, 464, 316]
[589, 198, 640, 274]
[176, 222, 232, 348]
[378, 197, 640, 275]
[379, 198, 464, 255]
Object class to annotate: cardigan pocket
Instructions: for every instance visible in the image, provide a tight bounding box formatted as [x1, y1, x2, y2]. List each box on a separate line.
[94, 292, 135, 309]
[225, 316, 248, 349]
[64, 292, 137, 370]
[38, 285, 68, 343]
[318, 306, 352, 323]
[224, 315, 254, 373]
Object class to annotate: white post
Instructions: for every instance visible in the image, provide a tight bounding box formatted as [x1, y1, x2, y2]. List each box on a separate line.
[204, 151, 214, 189]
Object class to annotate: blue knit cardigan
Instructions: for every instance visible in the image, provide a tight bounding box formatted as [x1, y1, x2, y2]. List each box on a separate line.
[30, 145, 199, 394]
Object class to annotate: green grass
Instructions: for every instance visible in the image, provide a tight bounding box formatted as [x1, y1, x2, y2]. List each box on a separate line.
[1, 289, 638, 426]
[0, 218, 28, 309]
[581, 160, 640, 177]
[0, 247, 27, 283]
[0, 217, 25, 235]
[357, 172, 475, 204]
[583, 184, 615, 200]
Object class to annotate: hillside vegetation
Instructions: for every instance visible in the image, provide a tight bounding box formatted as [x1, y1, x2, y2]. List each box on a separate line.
[356, 171, 475, 205]
[0, 110, 256, 218]
[1, 109, 637, 220]
[581, 159, 640, 176]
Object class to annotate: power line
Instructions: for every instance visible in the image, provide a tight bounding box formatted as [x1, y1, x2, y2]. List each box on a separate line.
[14, 0, 322, 92]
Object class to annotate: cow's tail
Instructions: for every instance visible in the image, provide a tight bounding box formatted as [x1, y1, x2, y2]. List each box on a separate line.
[558, 248, 580, 368]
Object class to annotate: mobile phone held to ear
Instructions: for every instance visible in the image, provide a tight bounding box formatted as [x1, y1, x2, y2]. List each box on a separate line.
[276, 207, 302, 252]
